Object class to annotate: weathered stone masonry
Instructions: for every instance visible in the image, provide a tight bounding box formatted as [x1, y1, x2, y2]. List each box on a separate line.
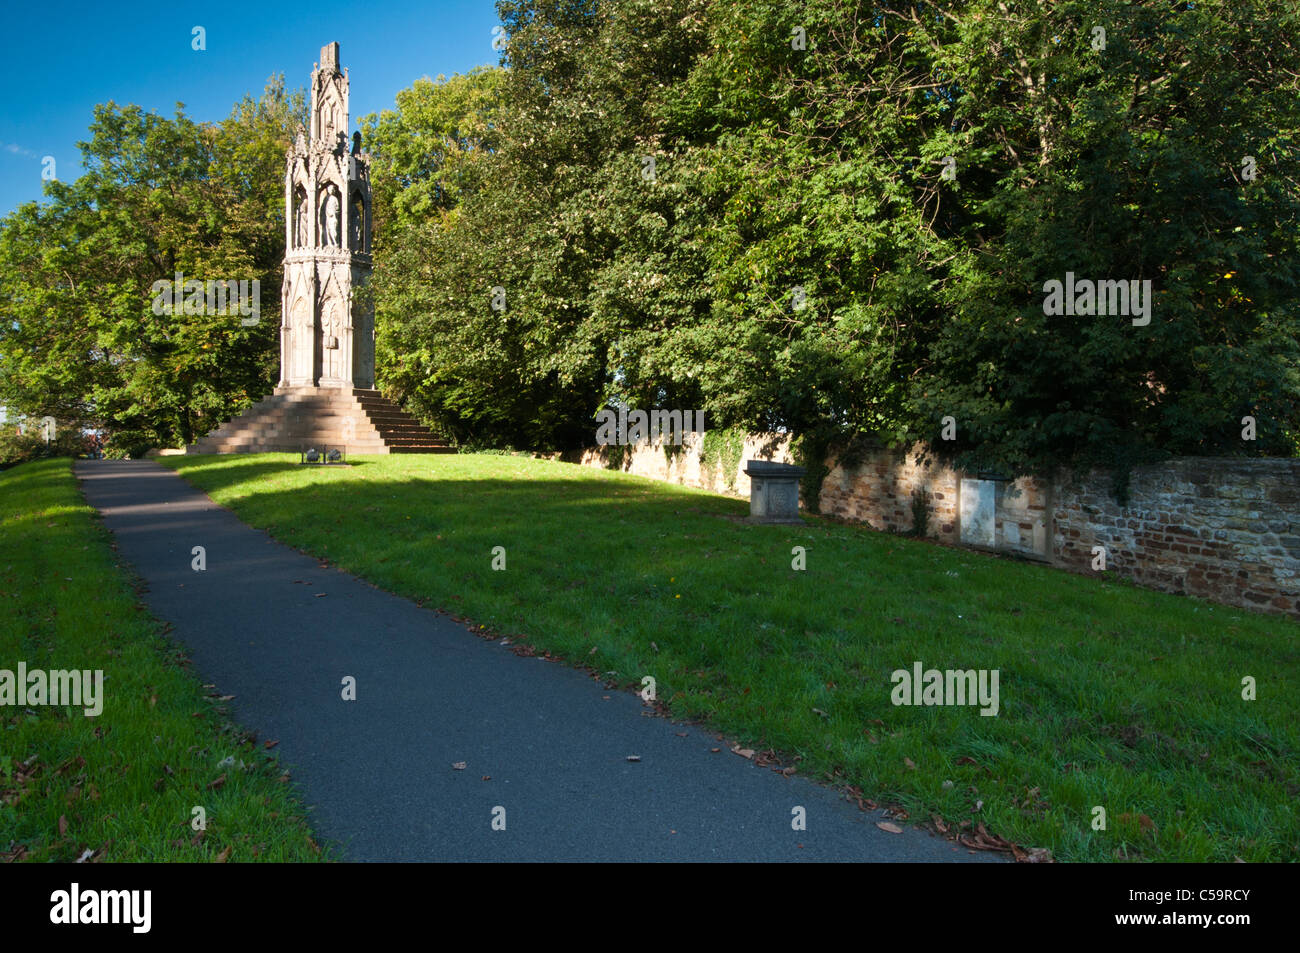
[1051, 458, 1299, 617]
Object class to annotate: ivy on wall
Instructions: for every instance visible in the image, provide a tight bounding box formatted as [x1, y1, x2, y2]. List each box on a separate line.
[700, 428, 745, 493]
[790, 432, 832, 515]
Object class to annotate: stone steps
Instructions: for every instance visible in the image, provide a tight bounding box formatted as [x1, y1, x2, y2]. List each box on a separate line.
[187, 386, 455, 455]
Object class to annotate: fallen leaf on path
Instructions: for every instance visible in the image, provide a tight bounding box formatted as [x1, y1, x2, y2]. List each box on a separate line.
[876, 822, 903, 834]
[731, 746, 755, 759]
[847, 785, 878, 806]
[958, 822, 1016, 854]
[1019, 847, 1054, 863]
[452, 762, 467, 770]
[264, 740, 278, 750]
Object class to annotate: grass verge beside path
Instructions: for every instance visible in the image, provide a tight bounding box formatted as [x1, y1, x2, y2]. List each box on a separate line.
[0, 458, 327, 861]
[163, 452, 1300, 862]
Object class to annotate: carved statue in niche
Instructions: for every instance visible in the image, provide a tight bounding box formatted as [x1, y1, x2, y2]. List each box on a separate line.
[294, 187, 309, 247]
[320, 187, 341, 248]
[350, 193, 364, 251]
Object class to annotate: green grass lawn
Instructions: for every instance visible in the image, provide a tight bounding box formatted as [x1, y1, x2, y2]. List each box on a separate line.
[0, 458, 327, 861]
[161, 451, 1299, 862]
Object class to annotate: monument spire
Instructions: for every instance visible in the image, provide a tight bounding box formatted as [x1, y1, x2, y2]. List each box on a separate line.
[280, 41, 373, 390]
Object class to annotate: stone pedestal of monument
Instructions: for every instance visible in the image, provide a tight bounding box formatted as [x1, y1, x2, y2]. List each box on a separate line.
[744, 460, 806, 524]
[187, 387, 452, 455]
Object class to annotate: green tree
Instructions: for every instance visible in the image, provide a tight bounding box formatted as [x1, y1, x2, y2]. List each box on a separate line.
[909, 0, 1300, 477]
[363, 0, 1300, 471]
[0, 79, 305, 451]
[361, 66, 503, 239]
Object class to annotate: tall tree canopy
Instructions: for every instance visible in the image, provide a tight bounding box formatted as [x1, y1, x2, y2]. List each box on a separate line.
[4, 1, 1297, 478]
[0, 78, 304, 453]
[367, 0, 1299, 478]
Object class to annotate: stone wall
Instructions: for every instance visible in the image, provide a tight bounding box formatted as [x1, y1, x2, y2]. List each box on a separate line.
[819, 445, 961, 541]
[1051, 459, 1300, 617]
[538, 436, 1299, 618]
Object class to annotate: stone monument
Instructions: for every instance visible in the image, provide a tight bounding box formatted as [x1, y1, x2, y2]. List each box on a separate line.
[281, 41, 374, 390]
[187, 43, 450, 455]
[743, 460, 806, 524]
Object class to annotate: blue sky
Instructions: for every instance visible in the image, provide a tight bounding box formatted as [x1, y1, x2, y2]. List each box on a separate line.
[0, 0, 502, 216]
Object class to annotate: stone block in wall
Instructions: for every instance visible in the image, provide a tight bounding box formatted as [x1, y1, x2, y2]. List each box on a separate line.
[960, 479, 996, 547]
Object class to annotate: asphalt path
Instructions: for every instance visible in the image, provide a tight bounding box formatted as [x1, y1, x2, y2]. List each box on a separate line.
[74, 459, 1001, 863]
